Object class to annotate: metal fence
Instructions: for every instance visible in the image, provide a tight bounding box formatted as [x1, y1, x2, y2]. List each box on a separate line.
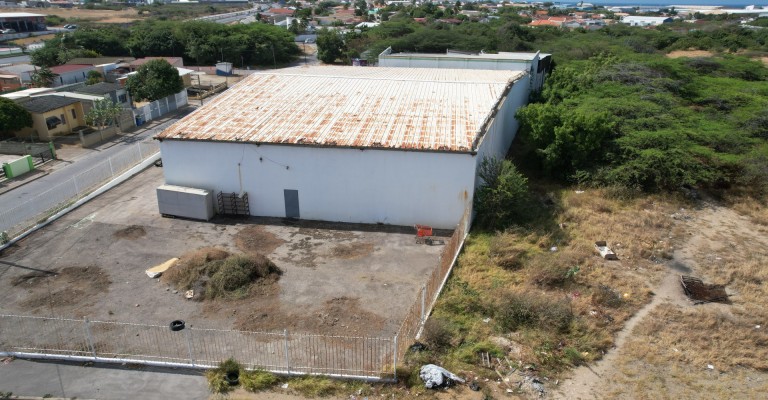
[134, 91, 188, 125]
[394, 207, 472, 361]
[0, 140, 159, 238]
[0, 314, 396, 379]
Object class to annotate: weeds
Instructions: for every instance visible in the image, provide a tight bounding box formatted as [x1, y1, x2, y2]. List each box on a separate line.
[290, 376, 338, 397]
[240, 369, 279, 392]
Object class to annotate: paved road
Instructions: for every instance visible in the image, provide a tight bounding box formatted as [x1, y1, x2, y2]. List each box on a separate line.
[0, 358, 208, 400]
[0, 108, 194, 232]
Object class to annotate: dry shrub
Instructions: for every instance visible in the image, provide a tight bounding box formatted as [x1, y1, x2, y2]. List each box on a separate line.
[591, 285, 623, 308]
[527, 247, 588, 287]
[496, 291, 573, 333]
[731, 197, 768, 226]
[162, 247, 230, 289]
[206, 254, 281, 300]
[489, 231, 537, 270]
[163, 247, 281, 301]
[421, 317, 454, 351]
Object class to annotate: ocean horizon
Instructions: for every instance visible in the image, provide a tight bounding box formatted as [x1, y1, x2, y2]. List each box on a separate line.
[562, 0, 768, 8]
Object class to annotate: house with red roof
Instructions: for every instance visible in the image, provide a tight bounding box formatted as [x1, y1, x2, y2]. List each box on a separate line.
[49, 64, 95, 87]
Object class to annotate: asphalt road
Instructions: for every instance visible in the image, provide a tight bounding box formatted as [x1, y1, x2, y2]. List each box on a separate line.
[0, 108, 193, 233]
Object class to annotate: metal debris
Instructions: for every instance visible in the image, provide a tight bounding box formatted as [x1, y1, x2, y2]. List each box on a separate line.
[680, 275, 729, 304]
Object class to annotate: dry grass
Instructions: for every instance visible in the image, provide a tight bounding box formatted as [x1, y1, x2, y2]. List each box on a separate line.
[730, 197, 768, 226]
[432, 187, 681, 377]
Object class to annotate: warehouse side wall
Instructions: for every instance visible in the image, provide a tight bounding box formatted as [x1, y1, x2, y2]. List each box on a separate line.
[159, 141, 476, 229]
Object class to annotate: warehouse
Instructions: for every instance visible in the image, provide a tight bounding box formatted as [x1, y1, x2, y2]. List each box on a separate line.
[155, 66, 529, 229]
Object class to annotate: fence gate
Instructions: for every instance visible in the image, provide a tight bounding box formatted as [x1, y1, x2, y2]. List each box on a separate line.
[218, 192, 250, 216]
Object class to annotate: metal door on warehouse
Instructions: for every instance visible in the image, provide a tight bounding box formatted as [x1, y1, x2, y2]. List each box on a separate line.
[284, 189, 300, 219]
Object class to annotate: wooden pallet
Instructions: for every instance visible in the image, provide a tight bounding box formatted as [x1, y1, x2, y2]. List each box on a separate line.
[680, 275, 729, 304]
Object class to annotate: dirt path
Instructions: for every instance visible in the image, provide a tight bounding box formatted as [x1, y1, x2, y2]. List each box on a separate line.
[552, 203, 764, 399]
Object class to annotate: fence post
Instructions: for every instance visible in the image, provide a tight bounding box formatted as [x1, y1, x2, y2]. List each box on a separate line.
[420, 285, 426, 324]
[185, 328, 196, 367]
[108, 158, 114, 176]
[138, 143, 143, 160]
[83, 318, 96, 359]
[393, 335, 398, 382]
[283, 329, 290, 374]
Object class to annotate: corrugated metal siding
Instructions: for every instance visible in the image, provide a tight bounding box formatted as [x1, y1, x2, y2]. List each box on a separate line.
[157, 66, 525, 152]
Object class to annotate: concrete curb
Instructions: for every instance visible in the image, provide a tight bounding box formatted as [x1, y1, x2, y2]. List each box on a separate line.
[0, 153, 160, 253]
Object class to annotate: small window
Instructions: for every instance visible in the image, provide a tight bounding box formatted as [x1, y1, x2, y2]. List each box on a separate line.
[118, 94, 127, 103]
[71, 109, 76, 119]
[60, 114, 66, 124]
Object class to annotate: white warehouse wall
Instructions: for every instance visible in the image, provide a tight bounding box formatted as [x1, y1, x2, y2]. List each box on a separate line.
[159, 141, 477, 229]
[474, 73, 531, 170]
[379, 57, 533, 72]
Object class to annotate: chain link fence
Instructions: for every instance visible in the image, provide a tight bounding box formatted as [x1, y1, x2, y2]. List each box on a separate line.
[0, 141, 159, 239]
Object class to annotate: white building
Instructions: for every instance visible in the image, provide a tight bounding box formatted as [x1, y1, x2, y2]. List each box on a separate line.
[155, 66, 530, 229]
[620, 16, 674, 27]
[377, 48, 552, 94]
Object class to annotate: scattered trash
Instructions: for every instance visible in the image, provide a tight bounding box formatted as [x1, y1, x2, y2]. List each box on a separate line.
[707, 364, 715, 370]
[419, 364, 465, 389]
[1, 356, 14, 364]
[184, 290, 194, 299]
[482, 317, 491, 323]
[145, 257, 179, 278]
[408, 342, 427, 352]
[550, 246, 558, 252]
[756, 325, 761, 329]
[469, 381, 481, 391]
[575, 190, 584, 194]
[680, 275, 729, 304]
[281, 383, 289, 389]
[135, 304, 140, 307]
[595, 241, 619, 260]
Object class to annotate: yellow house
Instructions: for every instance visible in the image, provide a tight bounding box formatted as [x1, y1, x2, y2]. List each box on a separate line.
[16, 95, 86, 141]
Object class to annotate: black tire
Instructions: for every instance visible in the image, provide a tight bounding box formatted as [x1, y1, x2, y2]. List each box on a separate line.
[225, 371, 240, 385]
[169, 320, 185, 331]
[154, 159, 163, 167]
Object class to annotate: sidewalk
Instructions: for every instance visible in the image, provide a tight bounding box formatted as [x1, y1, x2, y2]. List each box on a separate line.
[0, 358, 208, 400]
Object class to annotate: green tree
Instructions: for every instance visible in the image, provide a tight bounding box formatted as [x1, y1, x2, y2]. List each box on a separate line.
[125, 59, 184, 102]
[86, 70, 103, 85]
[317, 28, 347, 64]
[85, 99, 124, 132]
[474, 157, 530, 229]
[30, 67, 56, 87]
[0, 98, 33, 139]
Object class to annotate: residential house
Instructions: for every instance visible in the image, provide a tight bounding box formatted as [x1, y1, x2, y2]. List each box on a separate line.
[49, 64, 96, 87]
[0, 63, 36, 85]
[13, 95, 86, 140]
[74, 82, 131, 107]
[0, 74, 21, 92]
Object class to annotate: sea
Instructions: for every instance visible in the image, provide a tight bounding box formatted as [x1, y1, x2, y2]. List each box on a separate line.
[572, 0, 767, 8]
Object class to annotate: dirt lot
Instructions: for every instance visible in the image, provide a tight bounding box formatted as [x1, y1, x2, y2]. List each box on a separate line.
[0, 7, 144, 24]
[0, 166, 445, 337]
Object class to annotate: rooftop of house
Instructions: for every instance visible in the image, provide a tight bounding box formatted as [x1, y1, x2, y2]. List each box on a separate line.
[156, 66, 526, 153]
[50, 64, 93, 74]
[74, 82, 122, 96]
[18, 95, 80, 114]
[65, 57, 136, 66]
[129, 57, 184, 68]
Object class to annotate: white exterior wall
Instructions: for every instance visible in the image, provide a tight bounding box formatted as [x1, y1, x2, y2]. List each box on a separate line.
[474, 73, 531, 180]
[52, 67, 95, 87]
[379, 56, 533, 72]
[159, 141, 477, 229]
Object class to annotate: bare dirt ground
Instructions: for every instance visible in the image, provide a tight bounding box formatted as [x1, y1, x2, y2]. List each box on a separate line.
[554, 202, 768, 399]
[0, 166, 445, 338]
[666, 50, 715, 58]
[0, 7, 144, 24]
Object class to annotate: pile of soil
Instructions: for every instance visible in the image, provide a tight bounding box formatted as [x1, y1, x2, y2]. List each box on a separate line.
[162, 247, 281, 301]
[234, 225, 285, 255]
[14, 266, 111, 313]
[113, 225, 146, 240]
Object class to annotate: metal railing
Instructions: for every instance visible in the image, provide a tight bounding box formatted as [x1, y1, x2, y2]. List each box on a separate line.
[0, 314, 396, 379]
[0, 141, 159, 238]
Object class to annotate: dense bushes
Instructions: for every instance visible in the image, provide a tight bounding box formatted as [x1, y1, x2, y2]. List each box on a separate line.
[517, 54, 768, 193]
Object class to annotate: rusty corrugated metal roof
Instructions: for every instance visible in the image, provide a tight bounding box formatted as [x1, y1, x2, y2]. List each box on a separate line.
[156, 66, 525, 153]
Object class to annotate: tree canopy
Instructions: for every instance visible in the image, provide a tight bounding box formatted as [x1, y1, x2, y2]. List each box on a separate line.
[125, 59, 184, 102]
[0, 98, 33, 139]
